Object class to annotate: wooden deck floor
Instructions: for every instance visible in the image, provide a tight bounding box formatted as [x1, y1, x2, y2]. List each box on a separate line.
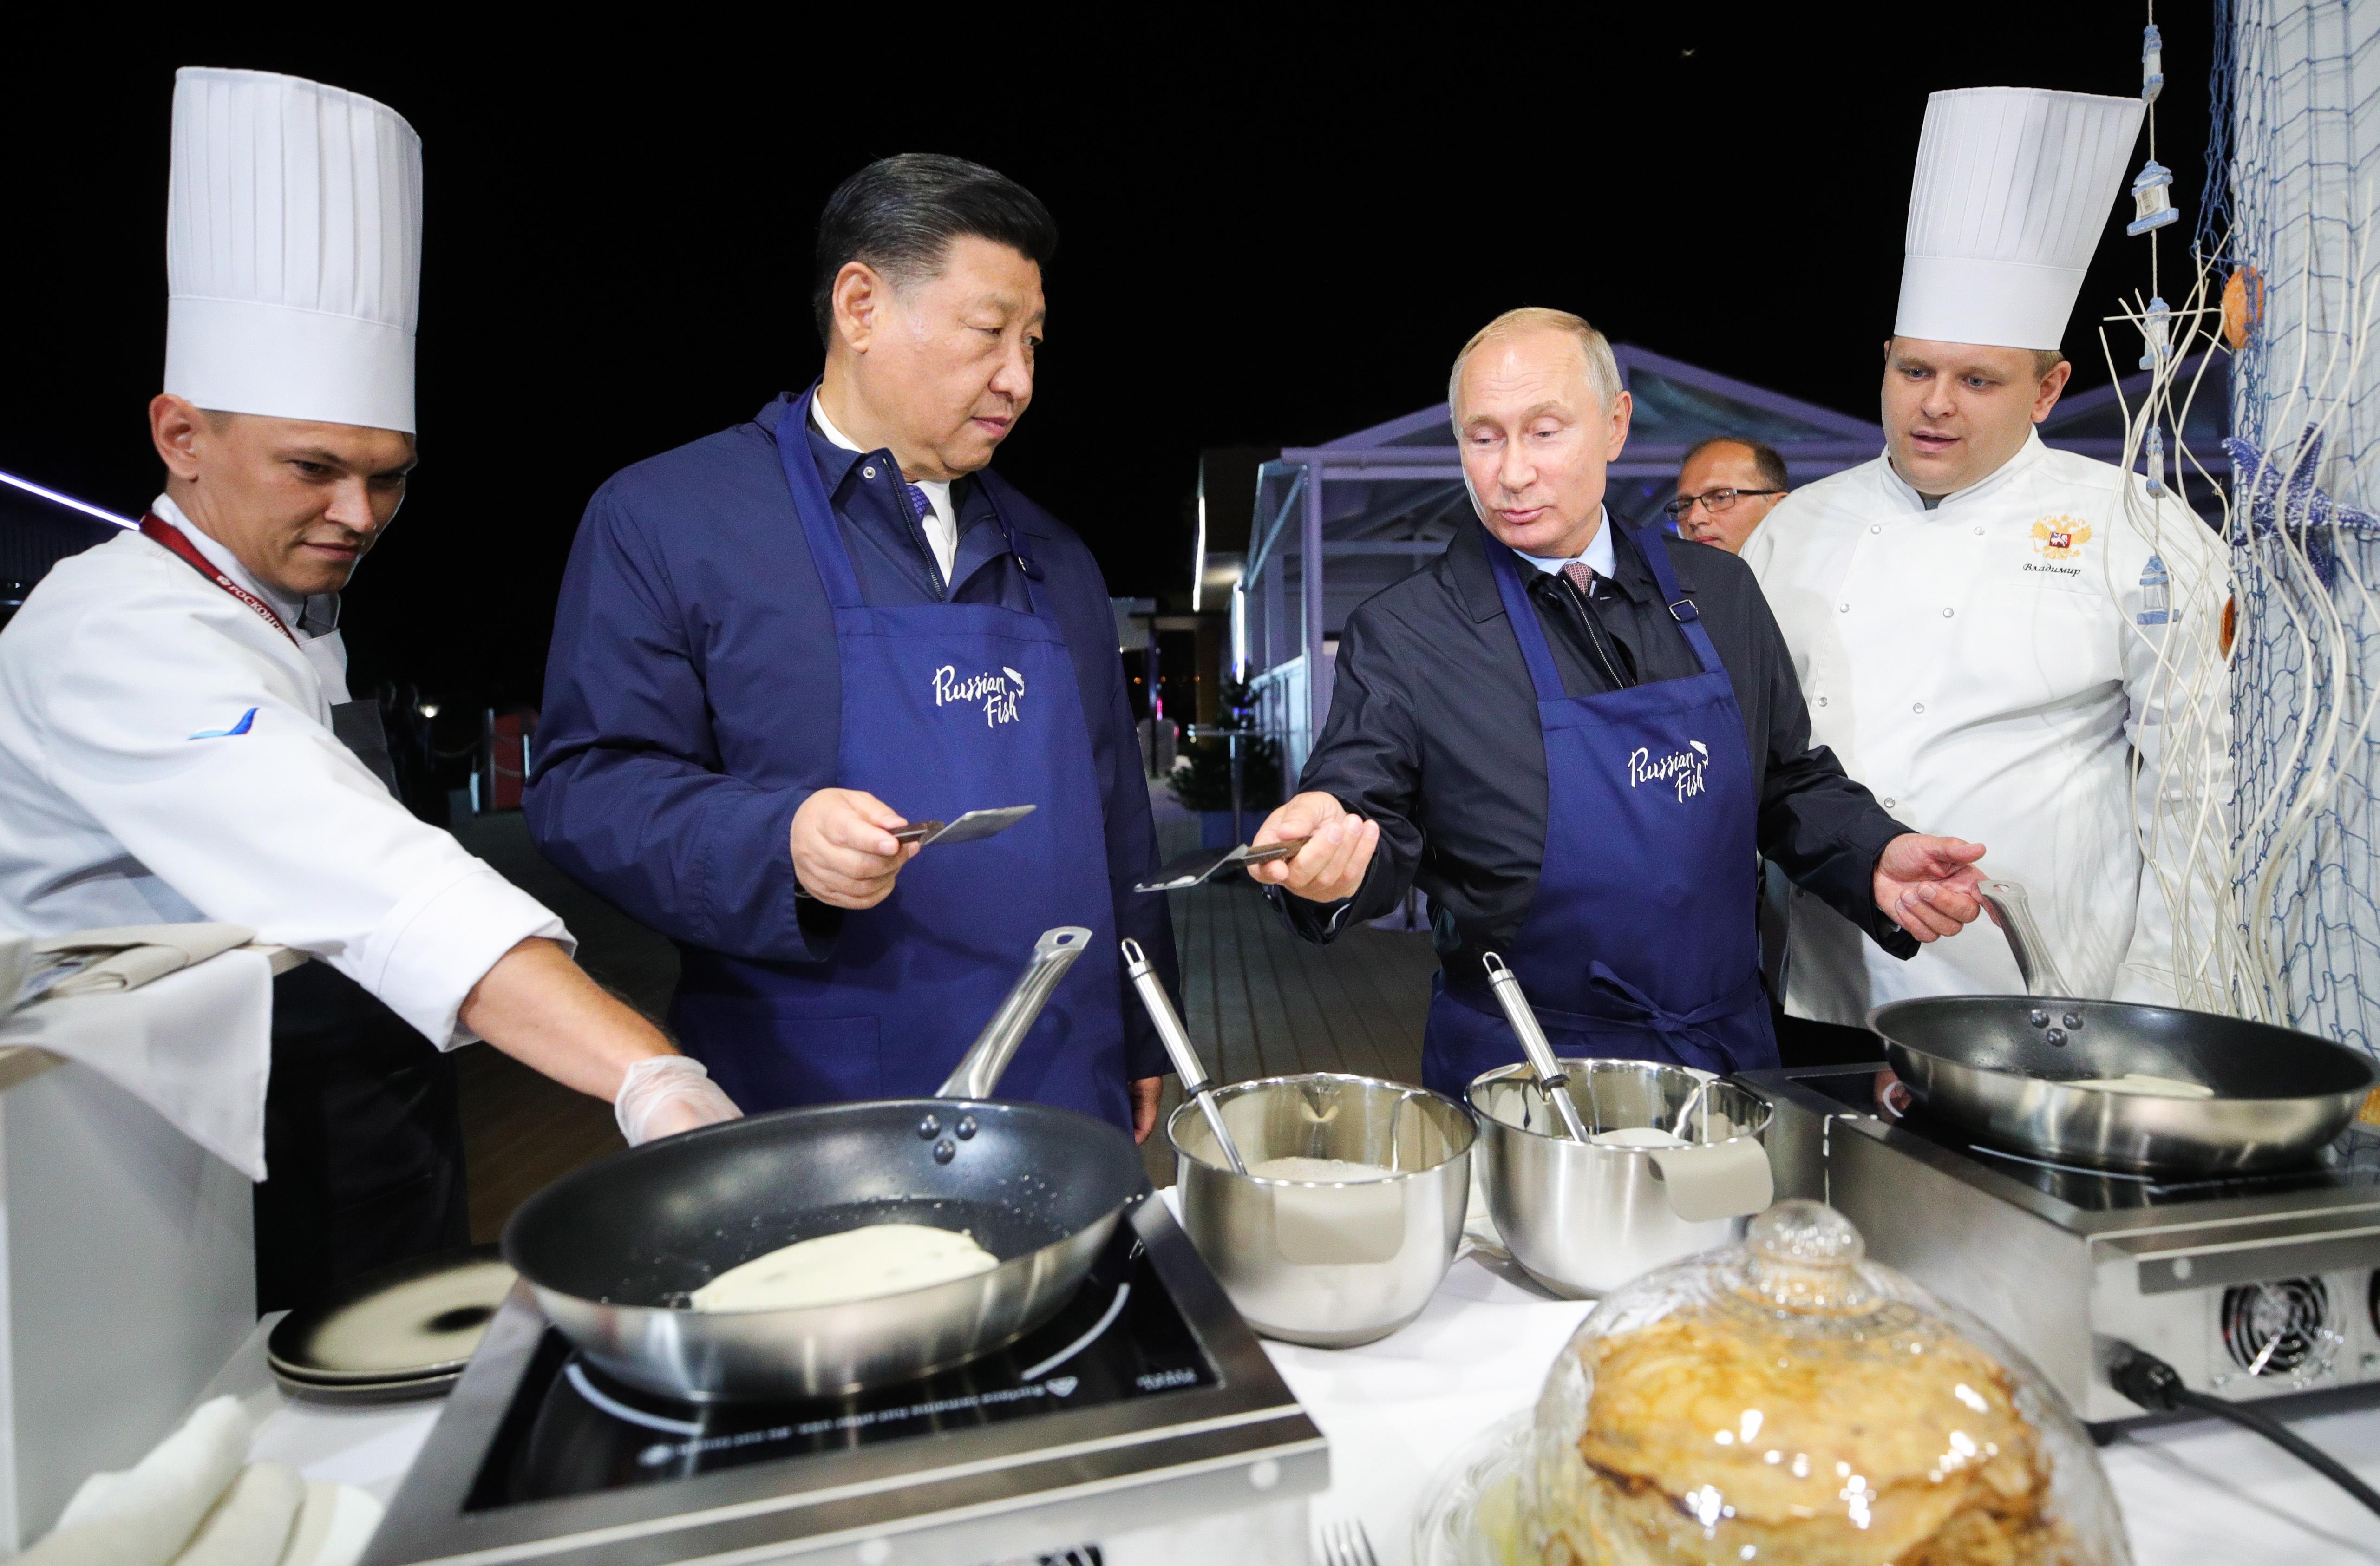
[452, 788, 1441, 1238]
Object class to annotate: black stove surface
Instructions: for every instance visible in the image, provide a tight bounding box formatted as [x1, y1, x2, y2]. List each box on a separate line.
[464, 1222, 1215, 1509]
[1793, 1066, 2380, 1212]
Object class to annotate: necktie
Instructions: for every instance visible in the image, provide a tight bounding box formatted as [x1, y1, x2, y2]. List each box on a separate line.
[903, 482, 935, 528]
[1560, 561, 1597, 598]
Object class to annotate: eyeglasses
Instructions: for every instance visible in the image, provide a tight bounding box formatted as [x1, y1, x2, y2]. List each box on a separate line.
[1662, 486, 1784, 519]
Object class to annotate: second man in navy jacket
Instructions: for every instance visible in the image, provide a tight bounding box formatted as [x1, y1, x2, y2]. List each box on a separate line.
[526, 155, 1178, 1138]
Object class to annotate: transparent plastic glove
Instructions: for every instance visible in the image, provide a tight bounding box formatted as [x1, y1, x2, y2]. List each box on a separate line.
[615, 1055, 742, 1146]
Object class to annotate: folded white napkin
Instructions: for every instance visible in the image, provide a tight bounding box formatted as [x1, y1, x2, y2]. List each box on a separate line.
[20, 1396, 251, 1566]
[31, 924, 256, 1000]
[0, 947, 275, 1177]
[170, 1462, 303, 1566]
[21, 1396, 385, 1566]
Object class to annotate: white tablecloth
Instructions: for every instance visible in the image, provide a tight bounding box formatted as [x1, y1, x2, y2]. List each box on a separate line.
[212, 1251, 2380, 1564]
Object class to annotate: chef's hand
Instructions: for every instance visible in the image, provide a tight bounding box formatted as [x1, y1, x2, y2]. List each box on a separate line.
[1247, 791, 1379, 904]
[1131, 1075, 1163, 1144]
[1873, 833, 1988, 942]
[791, 788, 921, 909]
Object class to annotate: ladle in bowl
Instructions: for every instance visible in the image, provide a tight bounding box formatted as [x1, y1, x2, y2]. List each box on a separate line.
[1481, 952, 1590, 1142]
[1122, 938, 1248, 1173]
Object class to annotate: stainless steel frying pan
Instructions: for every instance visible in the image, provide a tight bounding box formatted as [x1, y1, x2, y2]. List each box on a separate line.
[1870, 880, 2377, 1175]
[502, 927, 1148, 1401]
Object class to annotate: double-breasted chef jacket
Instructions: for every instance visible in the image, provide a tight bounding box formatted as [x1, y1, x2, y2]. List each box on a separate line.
[1744, 431, 2225, 1021]
[0, 498, 570, 1308]
[526, 394, 1177, 1122]
[1275, 516, 1918, 1089]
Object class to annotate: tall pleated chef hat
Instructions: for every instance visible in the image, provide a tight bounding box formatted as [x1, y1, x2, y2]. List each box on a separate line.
[164, 67, 423, 433]
[1896, 87, 2145, 351]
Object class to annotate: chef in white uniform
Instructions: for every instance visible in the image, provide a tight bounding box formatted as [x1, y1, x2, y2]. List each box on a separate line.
[1745, 87, 2227, 1044]
[0, 67, 739, 1311]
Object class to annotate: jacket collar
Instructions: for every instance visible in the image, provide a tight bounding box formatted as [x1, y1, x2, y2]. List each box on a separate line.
[1877, 428, 2047, 513]
[1448, 514, 1659, 622]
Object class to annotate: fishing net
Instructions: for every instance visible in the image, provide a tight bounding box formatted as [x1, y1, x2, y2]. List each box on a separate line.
[2179, 0, 2380, 1054]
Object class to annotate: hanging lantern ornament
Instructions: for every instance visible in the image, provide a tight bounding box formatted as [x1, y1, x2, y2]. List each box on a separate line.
[2127, 160, 2179, 236]
[2142, 23, 2165, 104]
[2138, 295, 2173, 371]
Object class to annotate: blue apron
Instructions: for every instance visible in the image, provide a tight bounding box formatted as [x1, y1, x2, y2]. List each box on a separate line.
[667, 387, 1131, 1130]
[1421, 524, 1778, 1100]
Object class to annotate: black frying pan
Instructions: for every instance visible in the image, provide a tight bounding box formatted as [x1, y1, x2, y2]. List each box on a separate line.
[503, 928, 1148, 1401]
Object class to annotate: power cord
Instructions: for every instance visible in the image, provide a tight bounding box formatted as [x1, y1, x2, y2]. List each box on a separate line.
[2106, 1342, 2380, 1518]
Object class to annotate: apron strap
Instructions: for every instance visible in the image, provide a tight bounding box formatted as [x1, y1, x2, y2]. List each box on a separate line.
[776, 387, 867, 610]
[1621, 523, 1727, 679]
[1482, 531, 1571, 704]
[1480, 521, 1728, 700]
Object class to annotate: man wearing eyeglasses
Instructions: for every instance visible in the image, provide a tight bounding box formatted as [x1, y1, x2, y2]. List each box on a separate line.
[1668, 438, 1789, 554]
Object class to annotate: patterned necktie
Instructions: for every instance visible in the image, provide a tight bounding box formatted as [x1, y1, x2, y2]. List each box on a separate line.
[1560, 561, 1597, 598]
[904, 482, 935, 528]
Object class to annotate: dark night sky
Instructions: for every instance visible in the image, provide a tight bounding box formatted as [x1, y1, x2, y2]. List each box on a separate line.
[5, 11, 2209, 705]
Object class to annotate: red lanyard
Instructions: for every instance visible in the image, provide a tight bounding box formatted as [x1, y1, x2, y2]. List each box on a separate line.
[138, 514, 300, 647]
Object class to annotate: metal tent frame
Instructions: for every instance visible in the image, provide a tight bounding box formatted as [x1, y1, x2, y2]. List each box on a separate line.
[1227, 344, 1885, 783]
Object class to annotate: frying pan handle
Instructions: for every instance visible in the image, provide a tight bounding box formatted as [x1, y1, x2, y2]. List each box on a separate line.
[1980, 878, 2073, 999]
[938, 926, 1093, 1099]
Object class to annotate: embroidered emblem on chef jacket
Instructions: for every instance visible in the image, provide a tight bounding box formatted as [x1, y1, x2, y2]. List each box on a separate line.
[1628, 740, 1709, 801]
[2030, 517, 2093, 560]
[187, 707, 258, 740]
[933, 664, 1027, 727]
[2137, 554, 2171, 625]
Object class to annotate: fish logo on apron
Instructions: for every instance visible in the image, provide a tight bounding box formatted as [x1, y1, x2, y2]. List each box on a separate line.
[933, 663, 1027, 726]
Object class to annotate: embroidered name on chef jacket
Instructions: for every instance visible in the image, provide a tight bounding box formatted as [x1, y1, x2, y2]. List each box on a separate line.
[1628, 740, 1709, 801]
[934, 664, 1026, 727]
[2025, 516, 2093, 578]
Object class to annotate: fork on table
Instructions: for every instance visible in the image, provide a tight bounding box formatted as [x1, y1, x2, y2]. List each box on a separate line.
[1314, 1516, 1380, 1566]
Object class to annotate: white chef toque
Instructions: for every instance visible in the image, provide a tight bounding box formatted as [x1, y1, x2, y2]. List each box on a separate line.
[163, 67, 423, 434]
[1895, 87, 2145, 352]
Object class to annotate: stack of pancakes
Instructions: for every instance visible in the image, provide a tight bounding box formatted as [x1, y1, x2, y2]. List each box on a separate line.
[1543, 1313, 2073, 1565]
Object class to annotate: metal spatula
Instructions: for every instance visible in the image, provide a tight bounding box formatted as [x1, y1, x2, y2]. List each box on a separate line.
[892, 805, 1037, 848]
[1133, 837, 1311, 893]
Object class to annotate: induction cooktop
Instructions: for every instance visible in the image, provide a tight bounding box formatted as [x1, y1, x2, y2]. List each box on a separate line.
[1785, 1063, 2380, 1214]
[1747, 1066, 2380, 1428]
[365, 1193, 1326, 1566]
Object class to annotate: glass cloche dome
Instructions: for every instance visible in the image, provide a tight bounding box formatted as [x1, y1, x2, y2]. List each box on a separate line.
[1521, 1201, 2128, 1565]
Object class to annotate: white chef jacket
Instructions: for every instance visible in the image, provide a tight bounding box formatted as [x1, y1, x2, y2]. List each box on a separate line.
[1743, 432, 2226, 1020]
[0, 496, 570, 1047]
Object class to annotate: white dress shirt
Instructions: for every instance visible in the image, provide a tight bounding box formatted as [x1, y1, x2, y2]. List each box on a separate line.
[1743, 432, 2227, 1019]
[0, 498, 570, 1047]
[811, 397, 957, 586]
[1515, 507, 1619, 582]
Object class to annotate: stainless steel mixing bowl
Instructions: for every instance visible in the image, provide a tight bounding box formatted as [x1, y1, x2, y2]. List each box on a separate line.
[1468, 1059, 1773, 1298]
[1170, 1072, 1473, 1347]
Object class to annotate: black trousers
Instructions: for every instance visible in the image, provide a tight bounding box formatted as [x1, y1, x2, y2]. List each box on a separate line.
[254, 962, 470, 1315]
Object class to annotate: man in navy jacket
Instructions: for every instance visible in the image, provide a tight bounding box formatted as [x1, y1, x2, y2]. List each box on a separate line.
[527, 155, 1177, 1137]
